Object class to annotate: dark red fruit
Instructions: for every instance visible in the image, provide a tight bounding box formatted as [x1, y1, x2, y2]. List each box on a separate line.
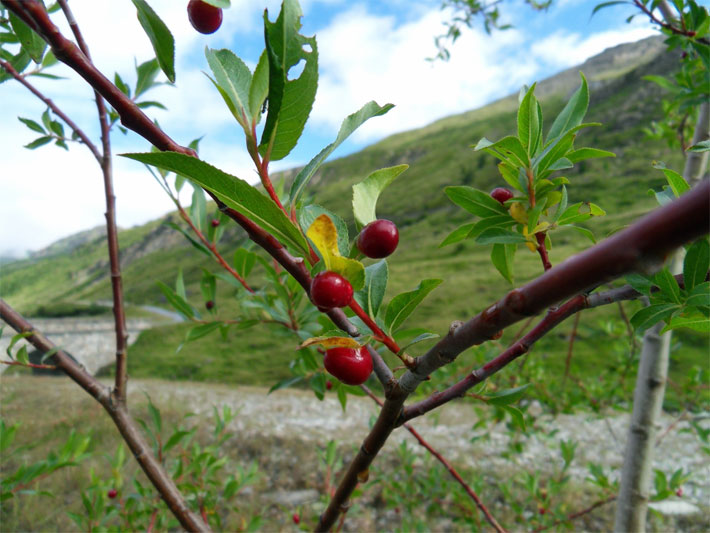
[538, 507, 546, 515]
[211, 218, 220, 227]
[108, 489, 117, 499]
[676, 487, 683, 497]
[323, 346, 372, 385]
[205, 300, 215, 310]
[491, 187, 513, 204]
[187, 0, 223, 34]
[310, 271, 353, 309]
[357, 219, 399, 258]
[326, 380, 333, 390]
[292, 513, 300, 524]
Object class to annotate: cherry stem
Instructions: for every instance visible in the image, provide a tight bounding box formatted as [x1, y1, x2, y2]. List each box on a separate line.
[348, 299, 405, 361]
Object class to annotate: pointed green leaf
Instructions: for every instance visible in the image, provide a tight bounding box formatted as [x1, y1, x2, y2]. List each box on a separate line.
[122, 152, 310, 256]
[164, 221, 211, 257]
[131, 0, 175, 83]
[661, 169, 690, 198]
[18, 117, 45, 134]
[24, 136, 53, 149]
[661, 314, 710, 333]
[566, 147, 616, 163]
[685, 282, 710, 308]
[259, 0, 318, 161]
[185, 322, 222, 342]
[156, 281, 195, 319]
[205, 47, 252, 128]
[491, 243, 516, 283]
[687, 140, 710, 153]
[684, 239, 709, 291]
[444, 186, 507, 218]
[654, 268, 681, 304]
[8, 12, 46, 63]
[134, 58, 160, 98]
[352, 165, 408, 226]
[385, 279, 443, 334]
[248, 51, 269, 121]
[440, 223, 476, 247]
[354, 260, 388, 319]
[485, 384, 531, 405]
[547, 72, 588, 142]
[518, 83, 540, 156]
[476, 228, 528, 245]
[290, 101, 394, 206]
[299, 205, 349, 256]
[474, 135, 529, 167]
[233, 248, 257, 279]
[630, 303, 679, 331]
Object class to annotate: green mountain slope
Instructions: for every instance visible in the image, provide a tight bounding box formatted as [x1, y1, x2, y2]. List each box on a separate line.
[3, 36, 703, 393]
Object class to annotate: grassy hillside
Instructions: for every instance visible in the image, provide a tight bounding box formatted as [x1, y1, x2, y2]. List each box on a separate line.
[2, 38, 705, 407]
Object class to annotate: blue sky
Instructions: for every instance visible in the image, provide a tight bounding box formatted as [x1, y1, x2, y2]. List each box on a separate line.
[0, 0, 660, 256]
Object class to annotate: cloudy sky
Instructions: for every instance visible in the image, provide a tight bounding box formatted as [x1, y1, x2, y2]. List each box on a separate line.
[0, 0, 659, 257]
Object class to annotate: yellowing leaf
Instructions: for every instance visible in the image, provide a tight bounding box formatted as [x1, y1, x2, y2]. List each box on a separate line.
[510, 202, 528, 224]
[306, 214, 366, 291]
[307, 214, 339, 270]
[300, 336, 360, 350]
[522, 226, 538, 253]
[533, 221, 550, 233]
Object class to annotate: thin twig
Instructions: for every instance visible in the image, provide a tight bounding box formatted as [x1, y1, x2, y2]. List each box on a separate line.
[532, 495, 616, 532]
[561, 312, 581, 391]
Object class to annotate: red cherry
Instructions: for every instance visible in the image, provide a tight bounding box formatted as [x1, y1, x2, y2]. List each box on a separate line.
[324, 346, 372, 385]
[310, 271, 353, 309]
[538, 507, 546, 515]
[108, 489, 117, 499]
[187, 0, 223, 34]
[676, 487, 683, 497]
[205, 300, 215, 310]
[292, 513, 300, 524]
[491, 187, 513, 204]
[357, 219, 399, 258]
[326, 380, 333, 390]
[211, 219, 220, 227]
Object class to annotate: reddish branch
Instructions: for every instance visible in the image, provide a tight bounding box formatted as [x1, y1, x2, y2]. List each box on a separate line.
[532, 495, 616, 532]
[0, 300, 209, 532]
[361, 385, 507, 532]
[633, 0, 710, 45]
[535, 232, 552, 271]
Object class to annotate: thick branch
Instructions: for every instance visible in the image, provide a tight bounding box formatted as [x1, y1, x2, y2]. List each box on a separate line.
[0, 300, 209, 532]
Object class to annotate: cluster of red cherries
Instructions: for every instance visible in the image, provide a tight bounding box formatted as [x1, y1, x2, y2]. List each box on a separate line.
[311, 219, 399, 386]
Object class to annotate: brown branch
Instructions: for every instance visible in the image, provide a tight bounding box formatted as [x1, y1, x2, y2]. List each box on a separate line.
[532, 495, 616, 532]
[633, 0, 710, 45]
[535, 232, 552, 271]
[0, 300, 209, 532]
[0, 359, 56, 370]
[361, 385, 507, 533]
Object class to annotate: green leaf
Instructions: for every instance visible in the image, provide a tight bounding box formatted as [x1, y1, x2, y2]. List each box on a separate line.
[24, 136, 53, 149]
[630, 303, 679, 331]
[687, 140, 710, 153]
[385, 279, 443, 334]
[684, 240, 709, 291]
[569, 225, 597, 244]
[205, 48, 253, 129]
[486, 384, 530, 405]
[661, 169, 690, 198]
[474, 135, 529, 167]
[476, 228, 528, 245]
[518, 83, 541, 156]
[267, 375, 302, 394]
[134, 58, 160, 98]
[259, 0, 318, 161]
[8, 12, 46, 63]
[156, 281, 196, 319]
[185, 322, 222, 342]
[176, 268, 186, 299]
[546, 72, 588, 142]
[654, 268, 681, 304]
[122, 152, 310, 256]
[310, 373, 327, 400]
[397, 332, 439, 354]
[625, 273, 652, 297]
[502, 405, 526, 431]
[233, 248, 257, 279]
[643, 74, 681, 93]
[572, 145, 617, 166]
[661, 314, 710, 333]
[354, 260, 388, 319]
[444, 186, 507, 218]
[201, 269, 216, 303]
[591, 1, 632, 16]
[290, 101, 394, 206]
[352, 165, 409, 226]
[248, 51, 269, 121]
[440, 223, 476, 247]
[0, 49, 31, 84]
[18, 117, 45, 134]
[164, 221, 211, 257]
[491, 243, 516, 283]
[534, 130, 575, 175]
[131, 0, 175, 83]
[685, 282, 710, 308]
[299, 205, 349, 256]
[146, 396, 162, 434]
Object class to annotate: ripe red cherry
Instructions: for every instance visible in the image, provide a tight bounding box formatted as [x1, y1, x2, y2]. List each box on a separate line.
[490, 187, 513, 204]
[357, 219, 399, 258]
[211, 218, 220, 227]
[324, 346, 373, 385]
[292, 513, 300, 524]
[326, 380, 333, 390]
[310, 271, 353, 309]
[187, 0, 223, 34]
[676, 487, 683, 497]
[107, 489, 117, 499]
[205, 300, 215, 310]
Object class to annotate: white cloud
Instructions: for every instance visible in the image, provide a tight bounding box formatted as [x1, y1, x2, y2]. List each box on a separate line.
[530, 24, 658, 69]
[311, 5, 532, 142]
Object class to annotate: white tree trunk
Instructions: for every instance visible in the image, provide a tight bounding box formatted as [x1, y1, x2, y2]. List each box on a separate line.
[613, 85, 708, 531]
